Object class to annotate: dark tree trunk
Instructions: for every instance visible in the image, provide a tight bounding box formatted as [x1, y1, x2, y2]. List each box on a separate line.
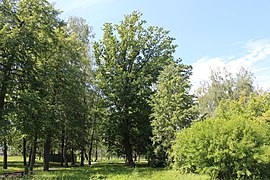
[64, 137, 68, 168]
[61, 130, 64, 167]
[134, 152, 137, 162]
[23, 138, 27, 166]
[71, 148, 75, 166]
[3, 140, 8, 169]
[29, 133, 37, 172]
[123, 133, 134, 167]
[28, 147, 32, 167]
[88, 128, 95, 165]
[94, 141, 98, 162]
[80, 147, 84, 166]
[43, 135, 51, 171]
[0, 75, 8, 170]
[84, 152, 89, 161]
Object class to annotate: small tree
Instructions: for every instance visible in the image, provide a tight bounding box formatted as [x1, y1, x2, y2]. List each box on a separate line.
[149, 61, 197, 166]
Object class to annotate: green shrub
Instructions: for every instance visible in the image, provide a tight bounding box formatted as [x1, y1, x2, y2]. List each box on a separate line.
[171, 115, 270, 179]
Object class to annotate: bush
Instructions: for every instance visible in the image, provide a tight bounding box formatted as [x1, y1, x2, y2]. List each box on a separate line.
[171, 115, 270, 179]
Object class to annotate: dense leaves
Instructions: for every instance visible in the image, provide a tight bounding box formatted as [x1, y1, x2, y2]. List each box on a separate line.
[149, 61, 197, 166]
[172, 93, 270, 179]
[94, 11, 177, 166]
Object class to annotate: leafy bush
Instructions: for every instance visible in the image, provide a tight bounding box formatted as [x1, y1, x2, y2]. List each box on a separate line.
[171, 115, 270, 179]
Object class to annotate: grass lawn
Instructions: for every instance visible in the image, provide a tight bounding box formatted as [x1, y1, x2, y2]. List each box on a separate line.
[0, 157, 209, 179]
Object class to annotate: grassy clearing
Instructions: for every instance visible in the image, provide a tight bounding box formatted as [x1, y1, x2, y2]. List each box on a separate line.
[0, 157, 209, 179]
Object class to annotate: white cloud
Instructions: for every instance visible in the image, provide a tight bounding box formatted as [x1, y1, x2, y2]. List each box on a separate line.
[191, 39, 270, 91]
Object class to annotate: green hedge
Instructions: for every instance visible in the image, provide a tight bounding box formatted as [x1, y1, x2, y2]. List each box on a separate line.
[171, 115, 270, 179]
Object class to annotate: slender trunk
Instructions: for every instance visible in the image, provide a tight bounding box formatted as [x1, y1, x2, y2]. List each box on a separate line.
[94, 141, 98, 162]
[29, 133, 37, 172]
[1, 74, 8, 170]
[123, 133, 134, 167]
[60, 131, 64, 167]
[71, 148, 75, 166]
[134, 152, 137, 162]
[64, 138, 68, 168]
[43, 135, 51, 171]
[84, 152, 89, 161]
[28, 147, 32, 167]
[100, 148, 103, 161]
[88, 128, 95, 165]
[80, 147, 84, 166]
[23, 138, 27, 166]
[3, 140, 8, 169]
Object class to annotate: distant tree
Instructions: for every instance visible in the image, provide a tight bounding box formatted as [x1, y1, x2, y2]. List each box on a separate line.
[94, 11, 177, 166]
[149, 60, 197, 166]
[196, 67, 254, 117]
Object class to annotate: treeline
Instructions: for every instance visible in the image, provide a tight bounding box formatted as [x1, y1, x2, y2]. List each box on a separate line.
[0, 0, 95, 171]
[1, 0, 270, 179]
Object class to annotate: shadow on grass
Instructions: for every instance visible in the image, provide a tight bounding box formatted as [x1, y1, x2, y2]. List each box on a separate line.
[0, 157, 169, 179]
[21, 161, 164, 179]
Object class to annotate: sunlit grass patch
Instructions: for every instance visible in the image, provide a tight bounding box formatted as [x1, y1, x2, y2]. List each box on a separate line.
[0, 157, 209, 179]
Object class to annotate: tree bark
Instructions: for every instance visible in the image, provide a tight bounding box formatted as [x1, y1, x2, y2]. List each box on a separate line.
[28, 147, 32, 167]
[3, 140, 8, 169]
[123, 132, 134, 167]
[61, 130, 64, 167]
[43, 134, 51, 171]
[134, 151, 137, 162]
[84, 152, 89, 161]
[88, 127, 95, 165]
[71, 148, 75, 166]
[94, 141, 98, 162]
[23, 138, 27, 166]
[29, 133, 37, 172]
[64, 137, 68, 168]
[80, 147, 84, 166]
[0, 74, 8, 170]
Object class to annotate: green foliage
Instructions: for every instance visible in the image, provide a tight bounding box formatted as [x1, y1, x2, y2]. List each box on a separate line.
[172, 93, 270, 179]
[196, 67, 254, 117]
[149, 61, 197, 166]
[94, 11, 177, 165]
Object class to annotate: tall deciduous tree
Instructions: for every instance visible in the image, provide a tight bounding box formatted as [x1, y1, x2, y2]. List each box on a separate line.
[0, 0, 63, 169]
[149, 60, 197, 166]
[94, 11, 177, 166]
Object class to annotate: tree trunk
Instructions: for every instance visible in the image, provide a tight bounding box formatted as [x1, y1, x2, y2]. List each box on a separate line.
[84, 152, 89, 161]
[134, 152, 137, 162]
[61, 130, 64, 167]
[88, 128, 95, 165]
[123, 133, 134, 167]
[64, 137, 68, 168]
[28, 147, 32, 167]
[23, 138, 27, 166]
[29, 133, 37, 172]
[0, 75, 8, 170]
[80, 147, 84, 166]
[71, 148, 75, 166]
[94, 141, 98, 162]
[43, 135, 51, 171]
[3, 140, 8, 169]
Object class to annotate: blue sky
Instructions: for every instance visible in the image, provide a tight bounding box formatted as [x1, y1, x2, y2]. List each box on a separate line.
[49, 0, 270, 90]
